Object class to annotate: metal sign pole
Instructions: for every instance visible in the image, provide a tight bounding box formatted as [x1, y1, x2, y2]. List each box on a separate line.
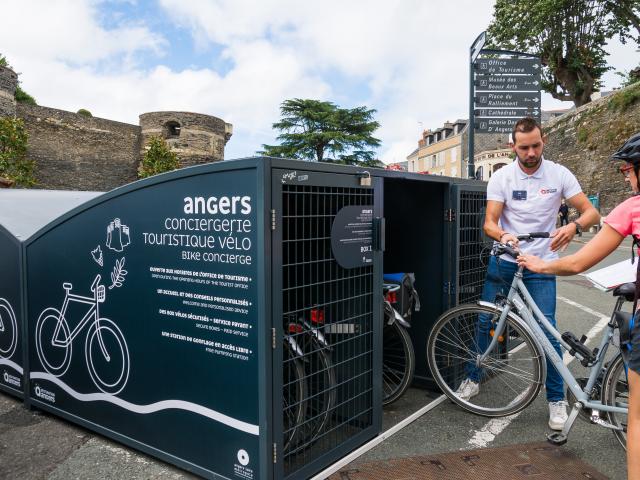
[468, 31, 486, 179]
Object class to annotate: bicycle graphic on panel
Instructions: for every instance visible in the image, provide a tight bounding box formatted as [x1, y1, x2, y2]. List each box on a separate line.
[0, 298, 18, 359]
[35, 274, 130, 395]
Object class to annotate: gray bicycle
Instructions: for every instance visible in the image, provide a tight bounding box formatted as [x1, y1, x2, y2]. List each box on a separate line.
[427, 232, 630, 449]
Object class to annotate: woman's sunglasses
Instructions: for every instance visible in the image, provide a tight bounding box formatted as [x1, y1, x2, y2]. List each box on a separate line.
[620, 164, 634, 178]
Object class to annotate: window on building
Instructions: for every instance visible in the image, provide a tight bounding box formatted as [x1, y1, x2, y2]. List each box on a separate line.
[164, 121, 181, 138]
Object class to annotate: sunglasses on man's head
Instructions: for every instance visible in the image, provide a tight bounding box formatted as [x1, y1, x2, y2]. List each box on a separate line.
[620, 164, 634, 177]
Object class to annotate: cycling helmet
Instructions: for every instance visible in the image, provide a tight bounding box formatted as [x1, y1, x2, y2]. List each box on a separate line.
[612, 133, 640, 163]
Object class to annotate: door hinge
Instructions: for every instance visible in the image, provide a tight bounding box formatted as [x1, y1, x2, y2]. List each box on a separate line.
[443, 281, 456, 295]
[273, 442, 277, 463]
[271, 209, 276, 230]
[444, 209, 456, 222]
[272, 328, 276, 349]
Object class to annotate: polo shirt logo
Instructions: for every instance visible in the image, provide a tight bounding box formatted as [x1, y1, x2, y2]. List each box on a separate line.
[540, 188, 558, 195]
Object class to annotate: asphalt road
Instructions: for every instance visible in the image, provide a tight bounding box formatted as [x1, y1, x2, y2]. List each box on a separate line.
[0, 232, 633, 479]
[349, 232, 634, 480]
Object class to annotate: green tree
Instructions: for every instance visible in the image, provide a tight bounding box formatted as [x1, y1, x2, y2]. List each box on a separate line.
[138, 136, 180, 178]
[0, 117, 35, 186]
[487, 0, 639, 107]
[260, 98, 381, 165]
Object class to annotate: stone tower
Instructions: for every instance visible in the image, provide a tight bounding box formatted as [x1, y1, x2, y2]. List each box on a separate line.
[139, 112, 233, 167]
[0, 65, 18, 117]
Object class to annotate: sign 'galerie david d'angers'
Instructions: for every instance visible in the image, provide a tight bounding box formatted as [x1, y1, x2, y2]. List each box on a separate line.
[25, 163, 267, 480]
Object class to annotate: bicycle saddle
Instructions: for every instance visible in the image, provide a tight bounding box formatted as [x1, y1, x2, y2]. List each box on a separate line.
[612, 282, 636, 302]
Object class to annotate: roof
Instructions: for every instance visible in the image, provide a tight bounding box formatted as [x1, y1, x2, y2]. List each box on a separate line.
[0, 189, 102, 240]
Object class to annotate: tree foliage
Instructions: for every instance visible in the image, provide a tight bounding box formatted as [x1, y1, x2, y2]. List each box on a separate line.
[487, 0, 640, 107]
[0, 117, 35, 186]
[260, 98, 381, 166]
[138, 136, 180, 178]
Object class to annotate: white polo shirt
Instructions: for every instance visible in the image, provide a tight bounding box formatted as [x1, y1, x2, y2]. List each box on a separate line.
[487, 157, 582, 262]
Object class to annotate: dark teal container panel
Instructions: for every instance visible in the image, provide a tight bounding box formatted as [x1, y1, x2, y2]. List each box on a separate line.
[26, 169, 262, 479]
[0, 229, 23, 397]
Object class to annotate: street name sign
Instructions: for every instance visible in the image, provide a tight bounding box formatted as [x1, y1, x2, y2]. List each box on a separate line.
[475, 118, 523, 133]
[475, 74, 540, 91]
[475, 108, 540, 118]
[475, 58, 541, 75]
[475, 91, 541, 108]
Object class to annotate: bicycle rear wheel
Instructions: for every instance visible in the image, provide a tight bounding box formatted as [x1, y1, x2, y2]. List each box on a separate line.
[602, 353, 628, 450]
[427, 303, 544, 416]
[383, 320, 415, 405]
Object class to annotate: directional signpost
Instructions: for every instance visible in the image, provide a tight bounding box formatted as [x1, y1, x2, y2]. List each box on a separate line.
[472, 53, 541, 134]
[468, 32, 543, 178]
[475, 75, 540, 91]
[475, 91, 541, 108]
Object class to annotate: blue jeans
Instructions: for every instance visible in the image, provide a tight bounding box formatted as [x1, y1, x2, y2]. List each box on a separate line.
[466, 256, 564, 402]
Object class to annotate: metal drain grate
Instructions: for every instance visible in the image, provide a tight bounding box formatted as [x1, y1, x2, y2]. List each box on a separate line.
[329, 442, 609, 480]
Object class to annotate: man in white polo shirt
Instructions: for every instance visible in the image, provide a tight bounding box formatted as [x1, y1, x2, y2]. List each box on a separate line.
[457, 117, 600, 430]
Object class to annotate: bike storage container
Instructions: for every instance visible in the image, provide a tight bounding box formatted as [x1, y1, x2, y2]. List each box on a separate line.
[0, 190, 101, 399]
[22, 158, 385, 480]
[376, 171, 487, 388]
[11, 160, 486, 479]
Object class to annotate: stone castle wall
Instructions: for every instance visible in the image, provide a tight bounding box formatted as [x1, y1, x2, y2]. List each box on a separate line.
[139, 112, 232, 168]
[0, 66, 17, 117]
[17, 103, 142, 190]
[0, 65, 232, 191]
[543, 83, 640, 215]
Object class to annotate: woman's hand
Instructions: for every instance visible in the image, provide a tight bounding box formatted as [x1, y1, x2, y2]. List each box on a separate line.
[517, 253, 547, 273]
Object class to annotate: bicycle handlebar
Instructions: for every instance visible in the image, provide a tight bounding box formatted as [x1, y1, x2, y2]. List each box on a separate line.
[494, 232, 551, 260]
[516, 232, 550, 241]
[90, 274, 102, 292]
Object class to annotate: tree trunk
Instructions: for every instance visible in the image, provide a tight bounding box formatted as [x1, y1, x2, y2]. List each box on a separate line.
[553, 63, 594, 108]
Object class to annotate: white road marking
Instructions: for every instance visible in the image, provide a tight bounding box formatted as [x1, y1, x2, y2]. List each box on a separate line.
[467, 297, 610, 448]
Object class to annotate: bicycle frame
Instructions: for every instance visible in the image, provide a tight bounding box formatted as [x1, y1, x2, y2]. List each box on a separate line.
[51, 275, 111, 361]
[478, 264, 627, 418]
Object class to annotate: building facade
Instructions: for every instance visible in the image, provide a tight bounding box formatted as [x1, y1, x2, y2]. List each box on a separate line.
[473, 148, 513, 181]
[408, 120, 467, 176]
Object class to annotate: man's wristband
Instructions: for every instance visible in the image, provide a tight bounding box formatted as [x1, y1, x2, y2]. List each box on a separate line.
[499, 232, 509, 242]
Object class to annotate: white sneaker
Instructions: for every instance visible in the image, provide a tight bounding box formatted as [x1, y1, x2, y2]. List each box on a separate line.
[548, 400, 568, 431]
[455, 378, 480, 401]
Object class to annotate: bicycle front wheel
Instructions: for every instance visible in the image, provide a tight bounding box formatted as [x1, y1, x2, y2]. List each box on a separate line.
[85, 318, 130, 395]
[602, 353, 628, 450]
[383, 320, 415, 405]
[427, 303, 544, 417]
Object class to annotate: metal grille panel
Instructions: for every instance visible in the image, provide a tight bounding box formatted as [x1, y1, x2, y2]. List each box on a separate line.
[281, 184, 374, 477]
[457, 189, 489, 304]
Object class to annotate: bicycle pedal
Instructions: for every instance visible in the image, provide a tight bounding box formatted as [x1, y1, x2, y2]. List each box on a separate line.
[546, 432, 567, 446]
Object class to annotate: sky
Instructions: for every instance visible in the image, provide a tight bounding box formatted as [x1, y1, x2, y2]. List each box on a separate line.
[1, 0, 638, 164]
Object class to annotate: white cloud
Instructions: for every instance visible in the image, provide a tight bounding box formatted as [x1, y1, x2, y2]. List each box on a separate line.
[0, 0, 165, 64]
[2, 0, 638, 164]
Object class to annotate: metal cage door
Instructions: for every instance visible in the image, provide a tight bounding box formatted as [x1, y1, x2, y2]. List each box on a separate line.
[271, 169, 383, 480]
